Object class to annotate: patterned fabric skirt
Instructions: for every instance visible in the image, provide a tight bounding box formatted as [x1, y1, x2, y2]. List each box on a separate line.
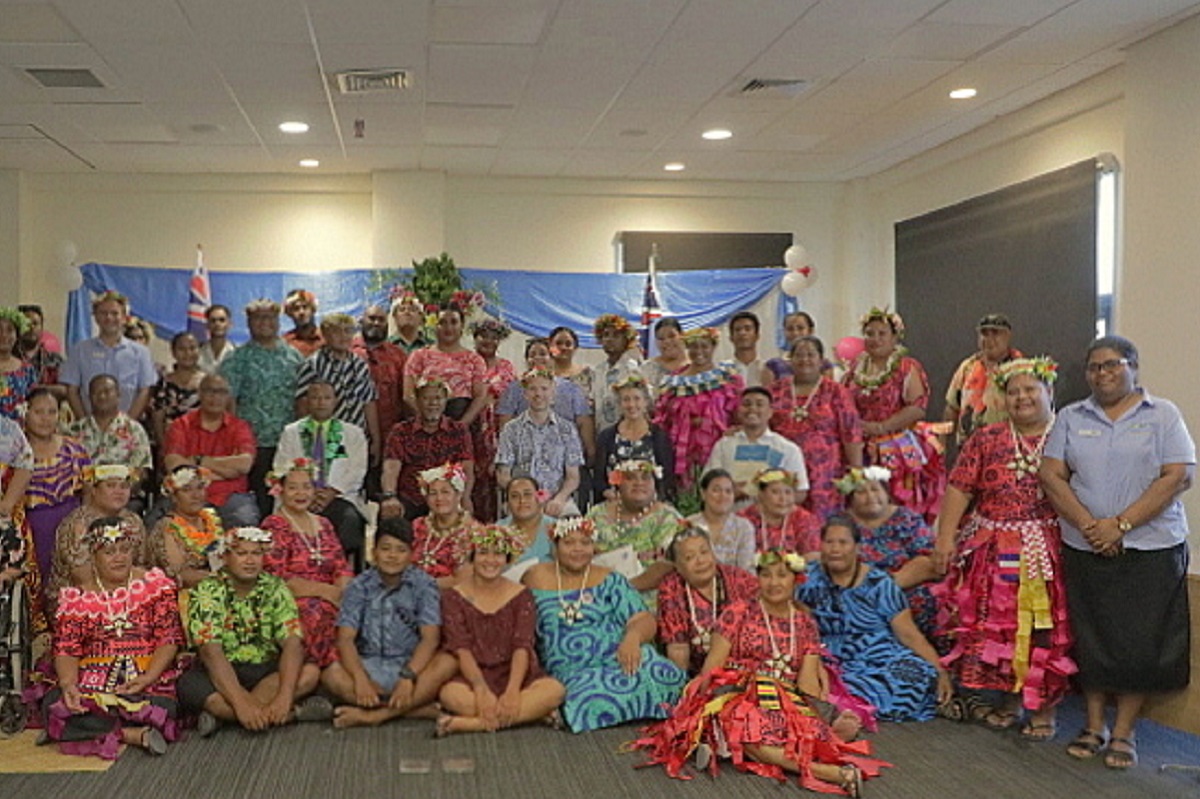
[297, 596, 340, 668]
[42, 687, 180, 760]
[866, 428, 945, 523]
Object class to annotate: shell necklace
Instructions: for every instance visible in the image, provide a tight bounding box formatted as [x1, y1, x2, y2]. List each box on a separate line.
[555, 561, 592, 624]
[758, 511, 791, 552]
[760, 598, 796, 680]
[1007, 414, 1055, 478]
[685, 575, 719, 650]
[95, 567, 135, 637]
[851, 348, 905, 394]
[284, 508, 324, 564]
[789, 377, 824, 421]
[419, 512, 462, 568]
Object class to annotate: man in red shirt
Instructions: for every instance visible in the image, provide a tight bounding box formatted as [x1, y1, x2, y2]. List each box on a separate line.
[164, 373, 259, 527]
[351, 303, 408, 500]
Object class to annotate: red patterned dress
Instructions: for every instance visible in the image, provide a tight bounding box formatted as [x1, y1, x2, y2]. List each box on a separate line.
[653, 364, 743, 490]
[262, 513, 352, 668]
[935, 423, 1074, 711]
[769, 377, 863, 520]
[637, 599, 888, 791]
[738, 504, 821, 556]
[657, 564, 758, 674]
[473, 357, 517, 523]
[47, 567, 185, 758]
[411, 513, 479, 581]
[842, 352, 945, 521]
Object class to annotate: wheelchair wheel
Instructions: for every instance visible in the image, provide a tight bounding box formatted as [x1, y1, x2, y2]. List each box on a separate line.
[0, 693, 26, 736]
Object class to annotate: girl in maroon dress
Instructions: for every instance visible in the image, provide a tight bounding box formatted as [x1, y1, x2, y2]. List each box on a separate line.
[437, 525, 565, 735]
[737, 469, 821, 558]
[262, 459, 353, 670]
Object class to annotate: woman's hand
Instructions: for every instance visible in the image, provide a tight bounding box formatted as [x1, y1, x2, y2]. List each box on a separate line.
[354, 674, 382, 708]
[496, 687, 521, 729]
[389, 677, 415, 711]
[475, 684, 499, 731]
[932, 537, 956, 576]
[545, 495, 567, 517]
[118, 674, 154, 695]
[935, 668, 954, 706]
[616, 634, 643, 675]
[61, 683, 85, 714]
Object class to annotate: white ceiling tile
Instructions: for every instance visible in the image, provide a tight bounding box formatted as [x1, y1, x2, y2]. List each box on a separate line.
[425, 104, 512, 146]
[51, 0, 191, 44]
[557, 147, 648, 178]
[490, 148, 572, 176]
[332, 104, 424, 146]
[803, 0, 946, 32]
[206, 43, 325, 103]
[799, 58, 962, 116]
[89, 43, 232, 105]
[426, 44, 537, 106]
[420, 144, 497, 174]
[55, 102, 177, 144]
[175, 0, 311, 45]
[431, 3, 554, 45]
[142, 102, 260, 145]
[0, 138, 90, 170]
[501, 107, 596, 148]
[929, 0, 1073, 28]
[307, 0, 428, 47]
[0, 3, 80, 44]
[885, 22, 1020, 61]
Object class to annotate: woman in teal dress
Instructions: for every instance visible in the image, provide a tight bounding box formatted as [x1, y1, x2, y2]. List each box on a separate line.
[523, 516, 686, 733]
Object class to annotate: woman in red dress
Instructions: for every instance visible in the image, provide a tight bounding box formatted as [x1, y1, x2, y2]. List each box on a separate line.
[469, 318, 517, 522]
[410, 462, 481, 588]
[262, 459, 353, 671]
[737, 469, 821, 559]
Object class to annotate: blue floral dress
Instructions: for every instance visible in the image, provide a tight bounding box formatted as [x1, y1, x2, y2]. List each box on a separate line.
[532, 571, 685, 732]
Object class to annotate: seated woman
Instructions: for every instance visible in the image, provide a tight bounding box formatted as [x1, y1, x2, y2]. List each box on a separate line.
[592, 374, 675, 504]
[656, 524, 756, 675]
[637, 549, 886, 797]
[0, 413, 34, 601]
[324, 516, 454, 728]
[523, 516, 686, 733]
[796, 516, 952, 722]
[152, 465, 223, 588]
[437, 525, 565, 736]
[42, 517, 184, 758]
[497, 475, 554, 569]
[262, 459, 354, 674]
[836, 466, 940, 638]
[686, 469, 755, 572]
[737, 469, 821, 559]
[411, 462, 481, 587]
[49, 464, 148, 613]
[585, 459, 683, 596]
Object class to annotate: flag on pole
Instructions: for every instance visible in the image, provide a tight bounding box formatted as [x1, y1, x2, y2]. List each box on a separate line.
[639, 244, 663, 357]
[187, 245, 211, 341]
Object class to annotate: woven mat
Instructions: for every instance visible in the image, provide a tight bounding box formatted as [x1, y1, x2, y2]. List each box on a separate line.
[0, 730, 116, 773]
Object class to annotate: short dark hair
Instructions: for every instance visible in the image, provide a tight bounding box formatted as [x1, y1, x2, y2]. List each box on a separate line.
[17, 304, 43, 319]
[1087, 335, 1138, 367]
[171, 331, 197, 349]
[698, 468, 733, 492]
[88, 373, 119, 392]
[666, 523, 710, 562]
[729, 311, 760, 332]
[206, 304, 231, 320]
[27, 386, 59, 408]
[375, 515, 414, 547]
[789, 335, 825, 358]
[741, 386, 772, 402]
[548, 326, 578, 346]
[654, 317, 682, 335]
[785, 311, 814, 330]
[822, 514, 860, 543]
[524, 337, 551, 359]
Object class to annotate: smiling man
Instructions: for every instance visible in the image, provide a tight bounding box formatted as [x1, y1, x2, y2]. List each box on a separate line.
[62, 291, 157, 419]
[704, 387, 807, 506]
[943, 313, 1022, 446]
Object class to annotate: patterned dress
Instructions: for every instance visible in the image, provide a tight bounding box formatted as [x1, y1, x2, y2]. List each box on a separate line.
[473, 357, 517, 523]
[261, 513, 353, 667]
[46, 568, 185, 759]
[1, 424, 41, 628]
[150, 377, 200, 435]
[49, 508, 148, 615]
[404, 348, 486, 401]
[843, 352, 945, 520]
[797, 564, 940, 721]
[532, 571, 686, 733]
[769, 377, 863, 520]
[935, 423, 1073, 711]
[854, 507, 939, 638]
[151, 508, 223, 583]
[411, 513, 480, 580]
[441, 587, 546, 695]
[686, 512, 756, 572]
[653, 364, 743, 490]
[0, 361, 38, 419]
[656, 564, 758, 674]
[738, 504, 822, 556]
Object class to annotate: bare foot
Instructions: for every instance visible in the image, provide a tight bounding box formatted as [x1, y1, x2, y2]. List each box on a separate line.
[435, 713, 456, 738]
[831, 710, 862, 742]
[333, 705, 384, 729]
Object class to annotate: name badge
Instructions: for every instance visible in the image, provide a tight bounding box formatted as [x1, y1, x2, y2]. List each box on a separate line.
[1077, 429, 1102, 438]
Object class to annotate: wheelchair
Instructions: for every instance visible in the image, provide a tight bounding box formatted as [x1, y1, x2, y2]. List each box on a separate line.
[0, 519, 31, 736]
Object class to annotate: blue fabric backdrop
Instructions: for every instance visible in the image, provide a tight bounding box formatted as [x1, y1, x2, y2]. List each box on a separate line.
[69, 262, 787, 348]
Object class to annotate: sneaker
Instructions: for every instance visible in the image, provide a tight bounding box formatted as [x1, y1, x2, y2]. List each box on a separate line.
[294, 694, 334, 723]
[196, 711, 219, 738]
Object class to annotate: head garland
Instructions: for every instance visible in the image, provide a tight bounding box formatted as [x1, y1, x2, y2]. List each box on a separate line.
[83, 518, 135, 550]
[613, 373, 647, 392]
[414, 375, 449, 395]
[593, 313, 637, 343]
[266, 457, 315, 495]
[550, 515, 595, 541]
[859, 306, 905, 337]
[519, 367, 555, 388]
[284, 289, 318, 312]
[753, 468, 798, 490]
[992, 356, 1058, 391]
[162, 466, 214, 495]
[91, 290, 129, 311]
[218, 525, 273, 553]
[417, 462, 467, 495]
[319, 313, 355, 331]
[0, 307, 31, 336]
[608, 459, 662, 486]
[681, 327, 720, 345]
[83, 464, 133, 484]
[470, 318, 512, 339]
[756, 548, 807, 573]
[245, 298, 281, 316]
[833, 465, 892, 495]
[471, 524, 523, 557]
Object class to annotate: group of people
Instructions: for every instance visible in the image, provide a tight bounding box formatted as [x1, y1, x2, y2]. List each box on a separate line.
[0, 290, 1192, 797]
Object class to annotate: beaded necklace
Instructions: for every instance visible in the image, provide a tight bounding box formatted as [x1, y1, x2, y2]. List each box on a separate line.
[759, 599, 796, 680]
[789, 376, 824, 421]
[685, 575, 719, 650]
[95, 567, 135, 637]
[1006, 415, 1055, 477]
[555, 561, 593, 624]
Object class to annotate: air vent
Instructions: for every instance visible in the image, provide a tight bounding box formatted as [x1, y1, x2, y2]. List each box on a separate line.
[332, 69, 410, 95]
[737, 78, 810, 98]
[25, 67, 104, 88]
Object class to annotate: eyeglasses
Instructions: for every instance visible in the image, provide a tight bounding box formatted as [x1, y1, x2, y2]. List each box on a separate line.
[1086, 358, 1131, 374]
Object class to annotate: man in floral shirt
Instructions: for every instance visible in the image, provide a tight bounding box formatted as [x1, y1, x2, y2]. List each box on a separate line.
[66, 374, 151, 512]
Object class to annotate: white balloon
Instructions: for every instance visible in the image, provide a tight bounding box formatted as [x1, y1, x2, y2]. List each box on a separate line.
[780, 266, 818, 297]
[56, 239, 78, 269]
[62, 265, 82, 290]
[784, 244, 808, 270]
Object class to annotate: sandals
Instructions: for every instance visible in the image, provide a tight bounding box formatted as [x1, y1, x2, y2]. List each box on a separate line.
[937, 694, 992, 724]
[141, 728, 167, 756]
[1019, 720, 1057, 742]
[1066, 727, 1110, 760]
[982, 708, 1020, 731]
[1104, 737, 1138, 770]
[838, 764, 864, 798]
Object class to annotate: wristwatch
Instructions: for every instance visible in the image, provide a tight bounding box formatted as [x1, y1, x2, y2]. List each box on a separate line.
[398, 665, 416, 681]
[1116, 516, 1133, 534]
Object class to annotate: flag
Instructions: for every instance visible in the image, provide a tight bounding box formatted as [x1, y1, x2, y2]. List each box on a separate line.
[187, 245, 211, 341]
[638, 270, 662, 358]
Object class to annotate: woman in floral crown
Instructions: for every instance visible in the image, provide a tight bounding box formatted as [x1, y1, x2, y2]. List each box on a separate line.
[261, 459, 353, 672]
[151, 464, 223, 589]
[586, 458, 683, 597]
[769, 335, 864, 520]
[837, 466, 940, 639]
[411, 461, 481, 587]
[436, 525, 564, 736]
[0, 306, 39, 420]
[636, 548, 887, 797]
[592, 373, 674, 503]
[738, 469, 821, 560]
[523, 515, 686, 733]
[653, 327, 743, 491]
[932, 356, 1071, 739]
[41, 516, 184, 758]
[469, 318, 516, 522]
[842, 307, 944, 521]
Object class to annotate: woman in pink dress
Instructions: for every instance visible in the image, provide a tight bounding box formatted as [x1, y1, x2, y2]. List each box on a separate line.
[842, 308, 944, 521]
[410, 462, 481, 588]
[262, 459, 353, 671]
[737, 469, 821, 559]
[653, 327, 742, 492]
[770, 336, 863, 520]
[470, 318, 517, 523]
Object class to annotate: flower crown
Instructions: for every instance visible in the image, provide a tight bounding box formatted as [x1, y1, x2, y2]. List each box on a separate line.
[83, 521, 134, 550]
[470, 318, 512, 339]
[756, 549, 807, 573]
[833, 465, 892, 495]
[550, 516, 595, 541]
[612, 373, 647, 392]
[162, 466, 213, 495]
[82, 464, 132, 484]
[753, 468, 798, 489]
[472, 524, 522, 556]
[593, 313, 637, 341]
[91, 290, 129, 310]
[245, 298, 281, 315]
[266, 458, 315, 495]
[992, 356, 1059, 391]
[389, 287, 421, 305]
[414, 375, 449, 394]
[519, 367, 555, 388]
[417, 462, 467, 495]
[284, 289, 318, 311]
[859, 306, 905, 337]
[439, 291, 487, 320]
[0, 307, 31, 336]
[217, 525, 273, 553]
[608, 459, 662, 486]
[681, 327, 719, 345]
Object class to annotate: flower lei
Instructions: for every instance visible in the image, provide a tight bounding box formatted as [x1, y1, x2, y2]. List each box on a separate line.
[0, 306, 30, 336]
[266, 457, 315, 495]
[680, 327, 719, 345]
[418, 462, 467, 495]
[284, 289, 318, 312]
[991, 356, 1059, 391]
[470, 318, 511, 339]
[753, 468, 798, 490]
[859, 306, 905, 337]
[82, 464, 132, 484]
[593, 313, 636, 342]
[472, 524, 522, 556]
[519, 367, 555, 388]
[550, 515, 595, 541]
[658, 362, 739, 398]
[83, 522, 131, 549]
[167, 507, 223, 559]
[216, 525, 273, 553]
[92, 289, 129, 310]
[756, 548, 807, 573]
[608, 459, 663, 486]
[161, 466, 212, 495]
[849, 345, 908, 394]
[833, 465, 892, 495]
[245, 298, 280, 315]
[299, 419, 348, 468]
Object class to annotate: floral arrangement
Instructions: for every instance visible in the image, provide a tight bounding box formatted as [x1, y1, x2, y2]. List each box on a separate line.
[470, 318, 512, 339]
[550, 516, 595, 541]
[266, 457, 315, 495]
[82, 464, 132, 484]
[756, 548, 807, 573]
[519, 367, 555, 388]
[681, 327, 719, 345]
[417, 462, 467, 495]
[992, 356, 1059, 390]
[370, 253, 501, 336]
[833, 465, 893, 495]
[414, 375, 449, 394]
[593, 313, 637, 343]
[83, 521, 133, 550]
[161, 466, 213, 495]
[217, 525, 273, 553]
[0, 307, 30, 336]
[471, 525, 522, 556]
[859, 306, 905, 337]
[608, 459, 663, 486]
[284, 289, 318, 312]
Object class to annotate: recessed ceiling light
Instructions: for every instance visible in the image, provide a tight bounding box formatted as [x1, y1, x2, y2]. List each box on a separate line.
[949, 88, 977, 100]
[298, 159, 319, 168]
[663, 162, 686, 172]
[279, 121, 310, 134]
[701, 128, 733, 140]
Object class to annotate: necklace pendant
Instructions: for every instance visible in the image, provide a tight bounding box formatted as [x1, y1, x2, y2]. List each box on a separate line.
[791, 407, 808, 422]
[691, 629, 711, 650]
[580, 590, 593, 605]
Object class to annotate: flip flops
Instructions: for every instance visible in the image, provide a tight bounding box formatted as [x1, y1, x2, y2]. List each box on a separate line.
[1066, 727, 1109, 760]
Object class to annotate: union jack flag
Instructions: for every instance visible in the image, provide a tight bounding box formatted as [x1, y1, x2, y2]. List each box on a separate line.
[638, 270, 662, 358]
[187, 245, 211, 341]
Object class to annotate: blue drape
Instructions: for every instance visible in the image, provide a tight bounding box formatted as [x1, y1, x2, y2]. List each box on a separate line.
[69, 262, 785, 348]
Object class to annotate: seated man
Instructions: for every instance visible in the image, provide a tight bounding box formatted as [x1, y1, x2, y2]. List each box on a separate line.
[274, 380, 368, 567]
[66, 374, 151, 512]
[163, 374, 259, 528]
[705, 386, 808, 508]
[321, 516, 454, 728]
[496, 368, 583, 518]
[177, 526, 330, 736]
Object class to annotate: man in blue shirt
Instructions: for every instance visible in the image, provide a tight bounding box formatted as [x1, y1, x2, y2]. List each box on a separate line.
[62, 291, 157, 420]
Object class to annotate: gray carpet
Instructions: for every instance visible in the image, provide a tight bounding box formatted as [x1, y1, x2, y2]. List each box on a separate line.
[2, 702, 1198, 798]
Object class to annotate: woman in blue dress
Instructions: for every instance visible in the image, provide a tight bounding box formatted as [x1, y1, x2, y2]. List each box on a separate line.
[523, 516, 686, 733]
[797, 515, 952, 721]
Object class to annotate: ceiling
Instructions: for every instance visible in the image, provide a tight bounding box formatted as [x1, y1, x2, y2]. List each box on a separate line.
[1, 0, 1196, 182]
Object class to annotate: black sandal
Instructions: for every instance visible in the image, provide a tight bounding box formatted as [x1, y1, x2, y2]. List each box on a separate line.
[1066, 727, 1109, 760]
[1104, 737, 1137, 770]
[839, 764, 864, 798]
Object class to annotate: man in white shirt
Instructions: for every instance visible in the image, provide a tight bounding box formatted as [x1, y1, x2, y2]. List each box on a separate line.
[729, 311, 764, 389]
[705, 386, 808, 507]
